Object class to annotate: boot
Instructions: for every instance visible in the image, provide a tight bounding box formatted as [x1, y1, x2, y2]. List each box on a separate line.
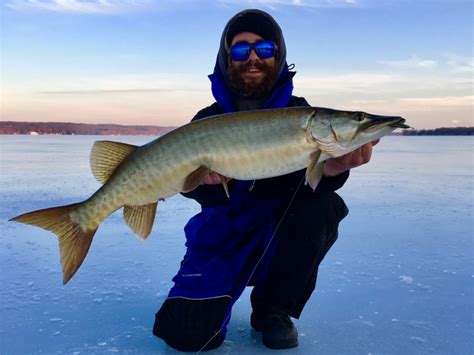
[251, 312, 298, 349]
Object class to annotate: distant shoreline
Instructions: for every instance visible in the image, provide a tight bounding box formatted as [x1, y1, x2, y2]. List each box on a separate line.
[0, 121, 175, 136]
[399, 127, 473, 136]
[0, 121, 472, 136]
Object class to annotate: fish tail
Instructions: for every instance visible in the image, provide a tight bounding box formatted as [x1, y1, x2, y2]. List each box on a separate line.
[10, 203, 98, 284]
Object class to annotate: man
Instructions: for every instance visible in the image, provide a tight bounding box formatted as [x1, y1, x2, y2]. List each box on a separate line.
[153, 9, 378, 351]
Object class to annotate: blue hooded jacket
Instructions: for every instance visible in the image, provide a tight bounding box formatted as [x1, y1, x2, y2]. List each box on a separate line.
[165, 10, 301, 335]
[151, 11, 352, 350]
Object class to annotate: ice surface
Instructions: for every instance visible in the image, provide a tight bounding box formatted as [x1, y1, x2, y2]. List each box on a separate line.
[1, 135, 473, 354]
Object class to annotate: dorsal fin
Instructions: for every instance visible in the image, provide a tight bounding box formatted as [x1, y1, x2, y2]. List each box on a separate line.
[90, 141, 138, 184]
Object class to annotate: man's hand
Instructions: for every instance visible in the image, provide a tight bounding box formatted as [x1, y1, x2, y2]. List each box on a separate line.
[323, 140, 380, 177]
[201, 171, 231, 185]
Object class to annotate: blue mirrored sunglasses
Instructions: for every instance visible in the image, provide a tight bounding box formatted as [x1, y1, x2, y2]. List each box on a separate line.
[229, 41, 277, 61]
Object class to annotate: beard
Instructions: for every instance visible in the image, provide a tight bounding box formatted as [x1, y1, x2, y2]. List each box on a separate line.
[228, 60, 279, 99]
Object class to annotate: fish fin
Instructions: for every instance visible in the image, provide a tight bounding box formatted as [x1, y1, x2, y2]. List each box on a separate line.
[10, 204, 98, 284]
[305, 150, 325, 191]
[123, 202, 158, 240]
[182, 165, 211, 192]
[220, 176, 230, 198]
[90, 141, 138, 184]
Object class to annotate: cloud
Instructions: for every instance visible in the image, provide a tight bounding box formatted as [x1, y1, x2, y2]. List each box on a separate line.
[350, 96, 473, 109]
[380, 55, 437, 69]
[5, 0, 157, 14]
[445, 54, 474, 74]
[296, 72, 394, 91]
[6, 0, 361, 14]
[397, 96, 474, 110]
[295, 65, 472, 100]
[217, 0, 360, 10]
[22, 73, 208, 94]
[41, 88, 194, 95]
[2, 72, 211, 125]
[380, 54, 474, 75]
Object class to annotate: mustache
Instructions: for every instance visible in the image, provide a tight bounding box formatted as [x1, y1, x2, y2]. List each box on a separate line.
[236, 60, 267, 73]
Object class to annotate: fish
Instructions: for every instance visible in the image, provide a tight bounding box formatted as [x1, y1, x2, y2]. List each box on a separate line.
[10, 106, 408, 284]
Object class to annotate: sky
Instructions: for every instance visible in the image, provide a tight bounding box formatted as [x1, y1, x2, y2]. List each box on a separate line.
[1, 0, 473, 129]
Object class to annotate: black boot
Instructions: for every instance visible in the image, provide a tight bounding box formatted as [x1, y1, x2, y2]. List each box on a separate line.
[251, 312, 298, 349]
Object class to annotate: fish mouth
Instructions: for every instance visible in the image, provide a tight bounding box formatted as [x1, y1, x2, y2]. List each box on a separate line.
[364, 115, 410, 131]
[389, 118, 410, 129]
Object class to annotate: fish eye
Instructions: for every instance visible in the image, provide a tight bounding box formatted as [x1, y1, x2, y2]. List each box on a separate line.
[355, 113, 365, 122]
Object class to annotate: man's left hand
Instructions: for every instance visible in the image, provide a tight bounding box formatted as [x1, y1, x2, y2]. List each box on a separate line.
[323, 140, 380, 177]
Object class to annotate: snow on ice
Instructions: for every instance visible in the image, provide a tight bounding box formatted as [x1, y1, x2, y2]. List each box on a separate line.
[1, 135, 472, 354]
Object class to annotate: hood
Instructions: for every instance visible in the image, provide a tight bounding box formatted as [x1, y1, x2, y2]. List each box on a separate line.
[217, 9, 287, 80]
[210, 9, 293, 112]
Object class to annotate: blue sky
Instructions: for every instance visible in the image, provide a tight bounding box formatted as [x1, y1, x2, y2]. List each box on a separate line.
[2, 0, 473, 129]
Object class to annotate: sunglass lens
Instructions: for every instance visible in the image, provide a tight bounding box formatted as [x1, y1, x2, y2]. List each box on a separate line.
[255, 42, 275, 59]
[230, 43, 250, 61]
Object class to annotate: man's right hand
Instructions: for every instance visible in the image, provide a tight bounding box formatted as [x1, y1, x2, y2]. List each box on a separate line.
[201, 171, 231, 185]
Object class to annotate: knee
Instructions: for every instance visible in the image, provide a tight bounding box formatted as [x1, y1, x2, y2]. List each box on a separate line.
[153, 297, 228, 352]
[311, 192, 349, 241]
[289, 192, 348, 228]
[309, 192, 349, 222]
[280, 192, 348, 246]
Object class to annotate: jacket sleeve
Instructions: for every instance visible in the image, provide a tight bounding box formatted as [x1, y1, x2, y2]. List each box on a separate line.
[250, 169, 349, 200]
[316, 170, 350, 192]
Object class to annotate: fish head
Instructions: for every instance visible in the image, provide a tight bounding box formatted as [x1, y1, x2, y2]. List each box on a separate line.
[307, 108, 408, 158]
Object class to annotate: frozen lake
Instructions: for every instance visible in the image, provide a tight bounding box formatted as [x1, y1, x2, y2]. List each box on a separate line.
[0, 135, 472, 354]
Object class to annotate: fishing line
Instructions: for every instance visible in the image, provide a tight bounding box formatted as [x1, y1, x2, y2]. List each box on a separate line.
[197, 175, 305, 354]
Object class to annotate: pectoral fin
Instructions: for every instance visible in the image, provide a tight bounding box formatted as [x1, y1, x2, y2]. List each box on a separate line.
[123, 202, 158, 240]
[183, 166, 230, 197]
[306, 150, 325, 191]
[182, 165, 211, 192]
[220, 176, 230, 198]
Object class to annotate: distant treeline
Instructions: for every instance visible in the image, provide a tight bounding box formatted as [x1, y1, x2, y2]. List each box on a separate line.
[1, 121, 472, 136]
[401, 127, 473, 136]
[0, 121, 175, 136]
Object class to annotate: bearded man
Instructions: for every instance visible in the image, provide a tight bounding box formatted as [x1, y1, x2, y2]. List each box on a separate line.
[153, 9, 377, 352]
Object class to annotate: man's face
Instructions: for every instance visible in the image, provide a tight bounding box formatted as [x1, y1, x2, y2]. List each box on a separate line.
[228, 32, 278, 98]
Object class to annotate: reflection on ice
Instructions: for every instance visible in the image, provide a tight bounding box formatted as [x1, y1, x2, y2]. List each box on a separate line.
[0, 135, 473, 354]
